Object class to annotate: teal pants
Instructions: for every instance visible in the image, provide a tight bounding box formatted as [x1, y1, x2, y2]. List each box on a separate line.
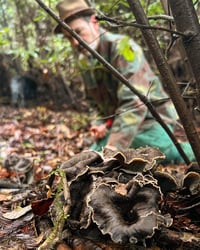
[90, 123, 195, 164]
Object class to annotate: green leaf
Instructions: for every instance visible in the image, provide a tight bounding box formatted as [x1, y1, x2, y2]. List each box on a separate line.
[117, 36, 135, 62]
[148, 0, 164, 15]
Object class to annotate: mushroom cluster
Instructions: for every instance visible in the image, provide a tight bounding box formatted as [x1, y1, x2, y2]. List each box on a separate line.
[60, 147, 174, 245]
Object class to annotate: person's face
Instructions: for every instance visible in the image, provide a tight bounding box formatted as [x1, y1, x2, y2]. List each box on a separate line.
[61, 15, 100, 55]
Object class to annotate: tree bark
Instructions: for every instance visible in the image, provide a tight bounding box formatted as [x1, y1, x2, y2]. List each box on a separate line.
[160, 0, 168, 13]
[168, 0, 200, 110]
[14, 0, 28, 51]
[127, 0, 200, 166]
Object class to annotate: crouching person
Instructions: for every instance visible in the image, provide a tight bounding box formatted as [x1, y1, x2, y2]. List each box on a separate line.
[54, 0, 195, 164]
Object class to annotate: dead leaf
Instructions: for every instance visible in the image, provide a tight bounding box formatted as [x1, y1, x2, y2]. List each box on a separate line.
[3, 205, 32, 220]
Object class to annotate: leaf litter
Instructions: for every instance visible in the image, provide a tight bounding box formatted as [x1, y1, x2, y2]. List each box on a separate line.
[0, 105, 199, 250]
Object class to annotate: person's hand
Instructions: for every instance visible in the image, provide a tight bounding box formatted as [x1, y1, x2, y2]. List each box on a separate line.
[90, 124, 107, 140]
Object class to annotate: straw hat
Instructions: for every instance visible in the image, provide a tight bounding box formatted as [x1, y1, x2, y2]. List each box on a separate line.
[54, 0, 95, 33]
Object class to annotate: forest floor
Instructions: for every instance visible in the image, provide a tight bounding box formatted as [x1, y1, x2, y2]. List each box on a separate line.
[0, 103, 199, 250]
[0, 104, 91, 178]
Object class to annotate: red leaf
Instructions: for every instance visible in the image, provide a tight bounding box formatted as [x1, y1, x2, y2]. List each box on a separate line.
[31, 197, 54, 216]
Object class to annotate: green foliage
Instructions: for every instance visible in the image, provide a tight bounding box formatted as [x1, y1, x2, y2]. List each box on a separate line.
[33, 9, 48, 22]
[0, 0, 73, 74]
[0, 0, 199, 77]
[139, 0, 164, 15]
[147, 0, 164, 15]
[117, 36, 135, 61]
[0, 27, 10, 46]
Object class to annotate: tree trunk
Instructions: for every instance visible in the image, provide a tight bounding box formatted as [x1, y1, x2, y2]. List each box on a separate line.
[168, 0, 200, 110]
[160, 0, 168, 13]
[127, 0, 200, 166]
[14, 0, 28, 51]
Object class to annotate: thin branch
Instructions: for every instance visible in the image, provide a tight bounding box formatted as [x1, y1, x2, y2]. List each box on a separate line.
[147, 14, 174, 21]
[178, 201, 200, 212]
[96, 14, 184, 37]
